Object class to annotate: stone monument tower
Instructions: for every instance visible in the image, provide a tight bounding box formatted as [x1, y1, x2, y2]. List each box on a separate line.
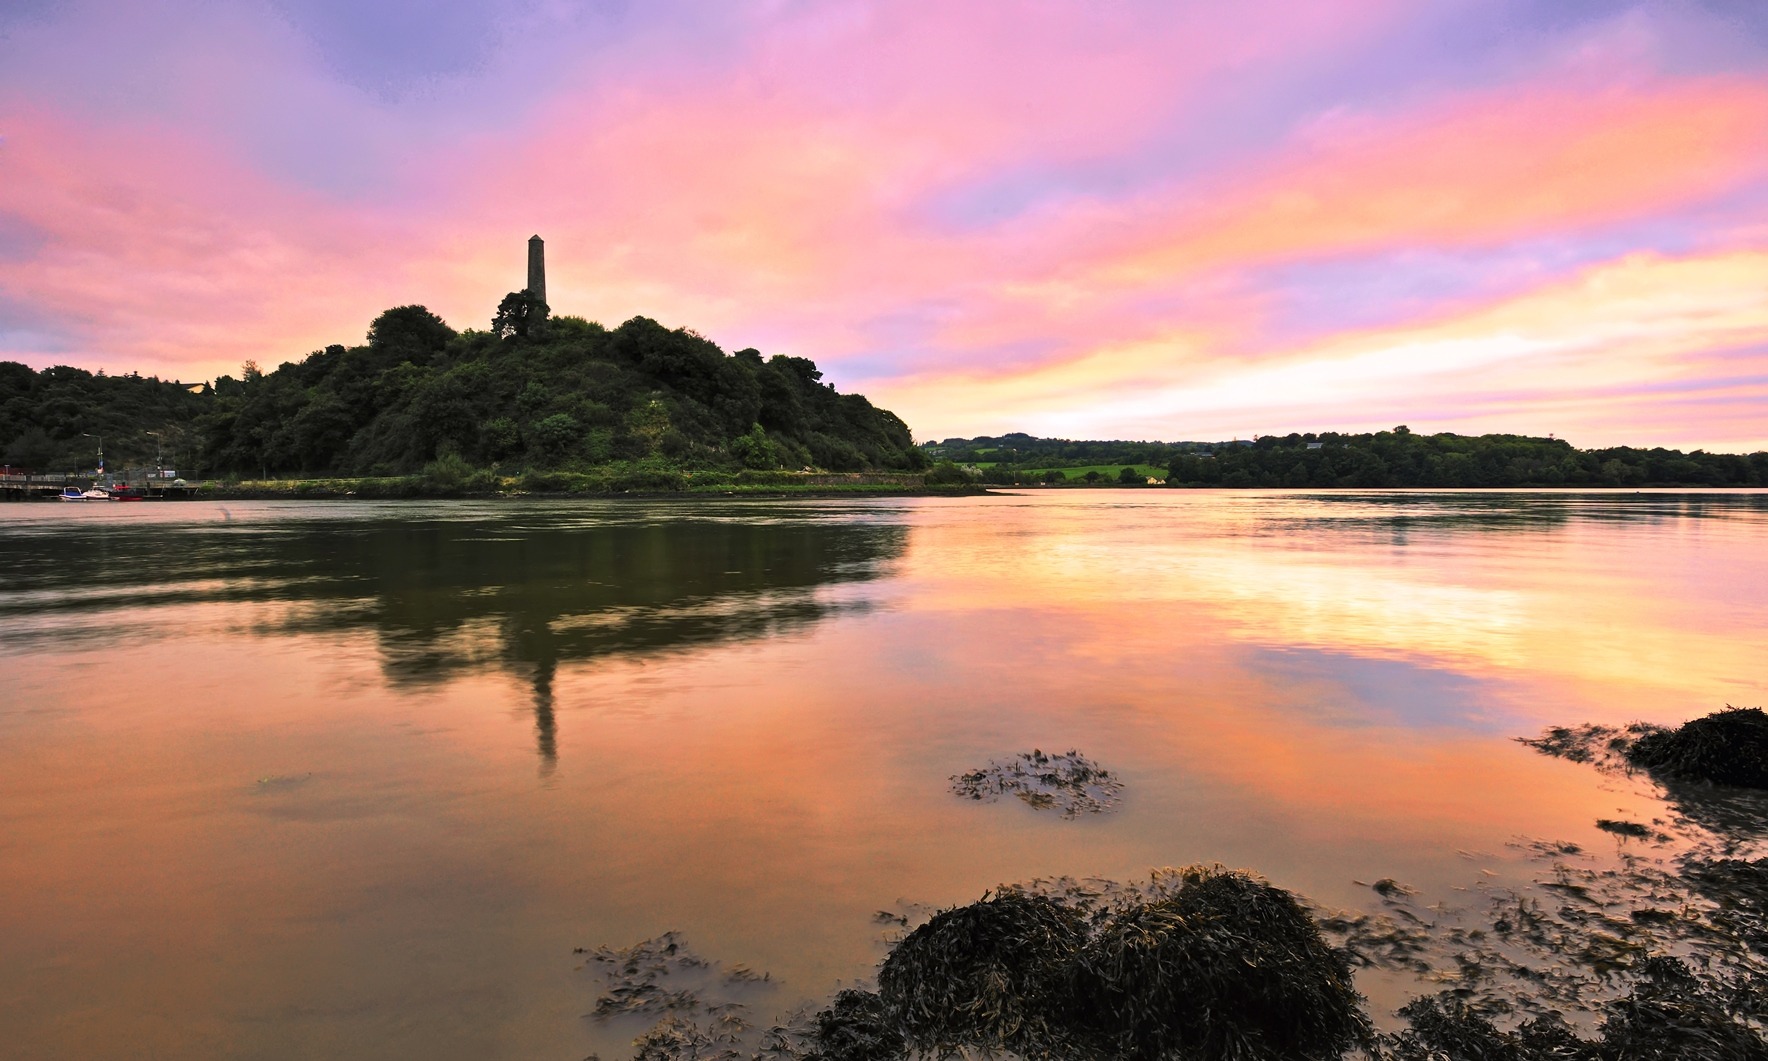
[525, 234, 549, 336]
[527, 234, 547, 307]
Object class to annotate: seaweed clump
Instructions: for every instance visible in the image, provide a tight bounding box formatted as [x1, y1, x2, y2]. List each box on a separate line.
[807, 989, 903, 1061]
[580, 932, 778, 1059]
[1626, 707, 1768, 789]
[1385, 995, 1589, 1061]
[949, 749, 1123, 817]
[1681, 857, 1768, 956]
[1596, 957, 1768, 1060]
[1384, 959, 1768, 1061]
[876, 891, 1086, 1057]
[876, 867, 1370, 1061]
[1072, 867, 1371, 1061]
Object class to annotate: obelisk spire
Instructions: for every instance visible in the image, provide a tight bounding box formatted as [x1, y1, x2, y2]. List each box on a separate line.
[526, 234, 547, 307]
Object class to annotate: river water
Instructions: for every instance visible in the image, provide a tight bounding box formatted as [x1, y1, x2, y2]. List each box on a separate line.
[2, 490, 1765, 1059]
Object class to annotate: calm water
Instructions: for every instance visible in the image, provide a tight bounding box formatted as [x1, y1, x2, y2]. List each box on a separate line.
[2, 491, 1765, 1059]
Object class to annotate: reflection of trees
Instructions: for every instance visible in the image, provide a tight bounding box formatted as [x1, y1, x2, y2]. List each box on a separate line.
[1288, 492, 1768, 536]
[0, 510, 907, 766]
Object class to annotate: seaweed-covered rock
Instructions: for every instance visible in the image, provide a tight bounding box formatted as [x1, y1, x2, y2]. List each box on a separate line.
[1595, 957, 1768, 1060]
[1071, 866, 1371, 1061]
[1384, 995, 1595, 1061]
[876, 891, 1086, 1057]
[810, 990, 903, 1061]
[1626, 707, 1768, 789]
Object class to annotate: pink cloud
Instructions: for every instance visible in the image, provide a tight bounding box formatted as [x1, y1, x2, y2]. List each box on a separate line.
[3, 0, 1765, 453]
[1047, 78, 1768, 287]
[0, 106, 429, 378]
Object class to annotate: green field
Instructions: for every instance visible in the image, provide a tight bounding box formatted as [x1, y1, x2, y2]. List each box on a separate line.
[1009, 464, 1169, 481]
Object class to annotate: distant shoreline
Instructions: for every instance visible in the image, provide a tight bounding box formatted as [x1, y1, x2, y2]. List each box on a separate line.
[11, 480, 1768, 504]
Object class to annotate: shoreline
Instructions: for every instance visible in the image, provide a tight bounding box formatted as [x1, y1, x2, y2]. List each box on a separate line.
[9, 480, 1768, 503]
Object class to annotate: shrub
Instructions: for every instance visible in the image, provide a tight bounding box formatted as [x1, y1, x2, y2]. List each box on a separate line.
[923, 460, 974, 486]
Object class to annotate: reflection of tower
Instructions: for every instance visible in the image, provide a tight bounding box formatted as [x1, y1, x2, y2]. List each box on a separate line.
[531, 656, 557, 775]
[527, 234, 547, 308]
[510, 612, 559, 775]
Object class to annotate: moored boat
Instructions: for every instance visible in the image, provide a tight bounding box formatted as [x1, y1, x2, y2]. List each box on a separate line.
[57, 486, 112, 501]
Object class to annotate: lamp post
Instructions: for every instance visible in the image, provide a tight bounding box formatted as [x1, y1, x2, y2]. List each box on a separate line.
[146, 431, 164, 478]
[81, 433, 104, 477]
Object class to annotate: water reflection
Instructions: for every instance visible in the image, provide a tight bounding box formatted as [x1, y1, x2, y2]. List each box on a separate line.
[0, 503, 908, 766]
[1284, 490, 1768, 530]
[2, 491, 1766, 1061]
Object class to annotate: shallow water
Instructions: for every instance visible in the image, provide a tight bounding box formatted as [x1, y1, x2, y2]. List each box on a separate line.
[1, 490, 1764, 1059]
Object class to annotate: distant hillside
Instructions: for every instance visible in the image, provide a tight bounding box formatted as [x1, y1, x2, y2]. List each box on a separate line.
[0, 306, 925, 480]
[0, 362, 206, 474]
[1166, 427, 1768, 488]
[927, 432, 1199, 471]
[934, 429, 1768, 488]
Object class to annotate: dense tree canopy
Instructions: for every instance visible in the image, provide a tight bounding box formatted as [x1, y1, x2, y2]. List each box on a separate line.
[931, 429, 1768, 489]
[1163, 427, 1768, 488]
[0, 364, 207, 473]
[7, 334, 1766, 490]
[931, 432, 1195, 470]
[186, 307, 923, 477]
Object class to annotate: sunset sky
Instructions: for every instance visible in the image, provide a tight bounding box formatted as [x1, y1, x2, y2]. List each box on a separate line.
[3, 0, 1766, 449]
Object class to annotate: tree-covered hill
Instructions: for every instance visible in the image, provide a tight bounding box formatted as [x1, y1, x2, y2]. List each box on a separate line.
[932, 428, 1768, 488]
[1165, 426, 1768, 488]
[928, 432, 1198, 471]
[197, 308, 923, 478]
[8, 329, 1768, 491]
[0, 305, 925, 479]
[0, 362, 207, 474]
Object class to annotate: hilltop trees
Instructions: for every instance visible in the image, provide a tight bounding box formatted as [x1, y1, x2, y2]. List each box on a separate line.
[0, 363, 208, 473]
[191, 306, 925, 478]
[491, 292, 547, 339]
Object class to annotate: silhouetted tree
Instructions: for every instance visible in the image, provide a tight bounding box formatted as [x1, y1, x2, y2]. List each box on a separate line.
[492, 291, 549, 339]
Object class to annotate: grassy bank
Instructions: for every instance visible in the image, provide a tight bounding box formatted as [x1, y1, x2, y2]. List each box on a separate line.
[202, 467, 981, 499]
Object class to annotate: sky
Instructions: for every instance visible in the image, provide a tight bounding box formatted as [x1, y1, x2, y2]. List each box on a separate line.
[2, 0, 1767, 449]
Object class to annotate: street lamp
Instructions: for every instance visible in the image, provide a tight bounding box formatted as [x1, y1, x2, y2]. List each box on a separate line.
[146, 431, 164, 478]
[81, 433, 103, 477]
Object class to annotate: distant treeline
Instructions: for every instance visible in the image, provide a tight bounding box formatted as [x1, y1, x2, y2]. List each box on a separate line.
[0, 363, 206, 474]
[935, 428, 1768, 488]
[929, 432, 1196, 470]
[1165, 427, 1768, 488]
[8, 340, 1766, 490]
[1, 304, 925, 479]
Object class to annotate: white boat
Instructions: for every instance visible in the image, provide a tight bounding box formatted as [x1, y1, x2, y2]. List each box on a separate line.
[58, 486, 112, 501]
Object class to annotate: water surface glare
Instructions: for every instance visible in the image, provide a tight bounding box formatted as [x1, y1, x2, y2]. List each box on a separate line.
[2, 491, 1765, 1059]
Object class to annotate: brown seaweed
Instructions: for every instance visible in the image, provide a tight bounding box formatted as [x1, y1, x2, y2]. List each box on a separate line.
[1627, 707, 1768, 790]
[949, 749, 1123, 818]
